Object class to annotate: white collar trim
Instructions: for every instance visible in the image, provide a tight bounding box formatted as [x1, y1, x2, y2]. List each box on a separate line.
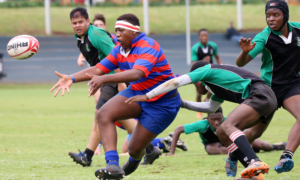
[279, 32, 292, 44]
[120, 47, 131, 58]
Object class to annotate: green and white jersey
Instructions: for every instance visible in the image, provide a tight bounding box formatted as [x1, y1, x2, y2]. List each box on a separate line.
[191, 41, 218, 64]
[75, 24, 115, 74]
[249, 22, 300, 88]
[187, 64, 264, 103]
[184, 117, 226, 144]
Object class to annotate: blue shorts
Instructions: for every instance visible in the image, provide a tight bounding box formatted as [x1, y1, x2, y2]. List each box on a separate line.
[118, 86, 181, 134]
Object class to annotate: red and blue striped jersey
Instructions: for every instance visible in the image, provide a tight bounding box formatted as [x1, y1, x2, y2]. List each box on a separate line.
[96, 33, 176, 101]
[110, 34, 118, 44]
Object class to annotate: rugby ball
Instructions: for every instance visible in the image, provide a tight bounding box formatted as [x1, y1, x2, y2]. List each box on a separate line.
[7, 35, 39, 60]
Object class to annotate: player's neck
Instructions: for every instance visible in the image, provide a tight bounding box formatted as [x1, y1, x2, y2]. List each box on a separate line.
[280, 24, 289, 38]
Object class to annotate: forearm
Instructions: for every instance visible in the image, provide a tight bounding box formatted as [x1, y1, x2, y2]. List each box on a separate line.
[181, 100, 221, 113]
[101, 69, 143, 84]
[146, 75, 192, 99]
[170, 126, 184, 154]
[236, 51, 250, 67]
[216, 57, 222, 64]
[72, 66, 105, 82]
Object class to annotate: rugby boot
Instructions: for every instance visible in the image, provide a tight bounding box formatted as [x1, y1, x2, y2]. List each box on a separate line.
[224, 154, 238, 177]
[240, 160, 269, 178]
[122, 158, 140, 176]
[140, 146, 161, 165]
[69, 149, 92, 167]
[272, 142, 287, 151]
[95, 164, 125, 180]
[234, 173, 264, 180]
[274, 156, 294, 173]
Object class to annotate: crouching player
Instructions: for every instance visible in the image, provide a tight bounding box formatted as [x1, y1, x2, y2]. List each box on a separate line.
[167, 107, 285, 157]
[125, 61, 277, 179]
[50, 14, 181, 179]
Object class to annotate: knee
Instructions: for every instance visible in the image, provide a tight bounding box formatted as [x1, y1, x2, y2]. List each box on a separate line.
[127, 145, 142, 158]
[96, 108, 110, 125]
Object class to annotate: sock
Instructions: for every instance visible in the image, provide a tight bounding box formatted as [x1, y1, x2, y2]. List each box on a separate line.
[129, 156, 142, 163]
[280, 150, 294, 160]
[229, 130, 260, 165]
[105, 150, 119, 166]
[85, 148, 94, 161]
[146, 143, 154, 154]
[228, 145, 248, 168]
[151, 138, 164, 149]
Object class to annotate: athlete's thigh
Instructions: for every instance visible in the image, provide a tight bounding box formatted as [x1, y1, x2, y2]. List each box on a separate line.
[117, 118, 137, 134]
[94, 89, 101, 105]
[128, 121, 158, 151]
[222, 104, 262, 130]
[205, 142, 224, 155]
[283, 95, 300, 119]
[99, 95, 142, 120]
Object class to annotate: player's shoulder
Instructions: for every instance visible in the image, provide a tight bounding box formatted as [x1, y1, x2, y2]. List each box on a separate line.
[289, 22, 300, 29]
[192, 42, 201, 48]
[136, 35, 161, 52]
[207, 41, 217, 47]
[89, 25, 109, 38]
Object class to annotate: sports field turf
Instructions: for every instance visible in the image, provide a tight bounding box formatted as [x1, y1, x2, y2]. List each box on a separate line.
[0, 83, 299, 179]
[1, 4, 300, 36]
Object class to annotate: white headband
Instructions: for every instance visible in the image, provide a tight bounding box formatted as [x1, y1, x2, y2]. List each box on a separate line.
[115, 20, 140, 32]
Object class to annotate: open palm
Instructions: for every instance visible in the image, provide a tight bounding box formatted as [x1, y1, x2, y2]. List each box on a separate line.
[50, 71, 73, 97]
[239, 38, 256, 53]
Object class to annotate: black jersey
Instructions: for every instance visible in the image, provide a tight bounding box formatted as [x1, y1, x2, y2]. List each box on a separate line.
[249, 22, 300, 88]
[75, 24, 115, 67]
[191, 41, 218, 64]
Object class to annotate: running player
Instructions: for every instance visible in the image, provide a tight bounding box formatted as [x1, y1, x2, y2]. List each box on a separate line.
[50, 14, 181, 179]
[235, 0, 300, 174]
[167, 107, 286, 157]
[126, 61, 277, 179]
[191, 29, 222, 118]
[67, 7, 138, 167]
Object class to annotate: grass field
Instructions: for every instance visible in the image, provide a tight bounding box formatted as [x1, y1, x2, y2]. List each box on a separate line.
[0, 83, 299, 179]
[1, 4, 300, 36]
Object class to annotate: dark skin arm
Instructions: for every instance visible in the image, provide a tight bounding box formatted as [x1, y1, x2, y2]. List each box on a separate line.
[214, 55, 222, 64]
[236, 38, 255, 67]
[167, 126, 185, 156]
[87, 69, 144, 97]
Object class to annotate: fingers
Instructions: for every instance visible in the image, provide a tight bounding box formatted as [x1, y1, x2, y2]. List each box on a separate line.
[55, 71, 63, 78]
[50, 83, 59, 92]
[252, 41, 257, 47]
[62, 88, 65, 96]
[125, 97, 135, 104]
[89, 87, 98, 97]
[86, 73, 93, 79]
[54, 87, 62, 97]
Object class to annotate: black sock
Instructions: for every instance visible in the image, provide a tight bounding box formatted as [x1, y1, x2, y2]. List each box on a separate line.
[230, 149, 249, 168]
[85, 148, 94, 161]
[230, 131, 259, 164]
[280, 150, 293, 160]
[146, 143, 154, 154]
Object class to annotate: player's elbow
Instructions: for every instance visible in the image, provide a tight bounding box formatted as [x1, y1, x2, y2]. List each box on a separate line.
[131, 69, 144, 81]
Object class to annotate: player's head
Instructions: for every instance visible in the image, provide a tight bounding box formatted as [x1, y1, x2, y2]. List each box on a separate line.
[265, 0, 289, 31]
[190, 60, 210, 95]
[198, 29, 209, 45]
[115, 14, 140, 48]
[93, 13, 107, 29]
[207, 107, 223, 131]
[70, 7, 90, 36]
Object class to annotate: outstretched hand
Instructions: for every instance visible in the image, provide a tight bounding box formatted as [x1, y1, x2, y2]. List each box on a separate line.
[125, 95, 149, 104]
[86, 73, 104, 97]
[239, 38, 256, 53]
[50, 71, 73, 97]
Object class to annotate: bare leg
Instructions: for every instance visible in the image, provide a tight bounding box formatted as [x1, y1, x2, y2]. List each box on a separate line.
[87, 110, 102, 151]
[205, 142, 228, 155]
[283, 95, 300, 153]
[122, 139, 129, 153]
[252, 139, 273, 152]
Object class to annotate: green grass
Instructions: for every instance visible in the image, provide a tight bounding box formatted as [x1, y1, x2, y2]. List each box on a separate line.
[1, 4, 300, 36]
[0, 83, 299, 179]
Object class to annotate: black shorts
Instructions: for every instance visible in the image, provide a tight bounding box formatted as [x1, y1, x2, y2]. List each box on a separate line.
[95, 83, 118, 110]
[272, 81, 300, 108]
[241, 82, 277, 122]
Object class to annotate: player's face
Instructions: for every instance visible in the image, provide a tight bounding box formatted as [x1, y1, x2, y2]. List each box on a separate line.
[94, 20, 106, 29]
[207, 113, 223, 130]
[266, 8, 284, 31]
[115, 27, 136, 48]
[194, 81, 208, 95]
[71, 14, 90, 36]
[199, 31, 209, 45]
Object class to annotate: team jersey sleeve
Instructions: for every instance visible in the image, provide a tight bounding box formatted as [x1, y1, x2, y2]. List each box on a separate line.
[191, 44, 199, 61]
[96, 48, 119, 74]
[186, 64, 211, 83]
[211, 94, 224, 103]
[209, 42, 218, 56]
[248, 29, 268, 59]
[290, 22, 300, 29]
[90, 27, 115, 57]
[184, 120, 209, 134]
[133, 43, 159, 77]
